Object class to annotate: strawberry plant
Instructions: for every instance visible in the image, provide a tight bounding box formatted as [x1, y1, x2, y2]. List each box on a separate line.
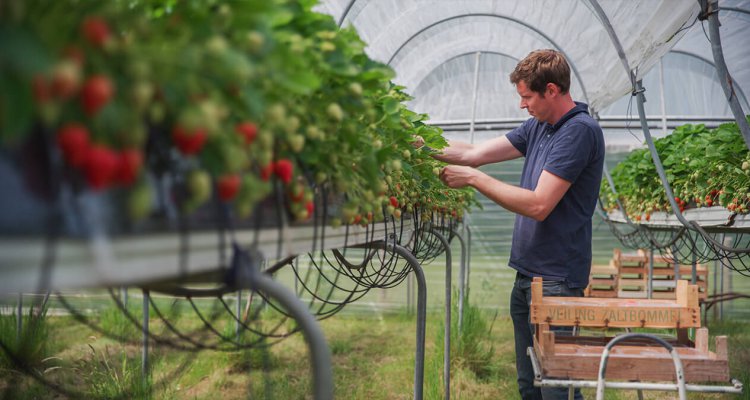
[601, 117, 750, 221]
[0, 0, 476, 228]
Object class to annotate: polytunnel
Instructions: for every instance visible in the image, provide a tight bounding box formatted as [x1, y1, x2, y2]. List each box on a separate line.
[1, 0, 749, 398]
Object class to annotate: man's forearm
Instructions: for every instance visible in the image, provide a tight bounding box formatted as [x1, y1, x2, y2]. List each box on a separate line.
[469, 172, 545, 220]
[431, 141, 477, 166]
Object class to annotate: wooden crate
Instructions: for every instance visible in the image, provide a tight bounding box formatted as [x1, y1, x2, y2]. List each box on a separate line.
[532, 278, 701, 329]
[612, 249, 709, 300]
[534, 323, 729, 382]
[614, 248, 649, 298]
[531, 276, 729, 383]
[584, 260, 619, 298]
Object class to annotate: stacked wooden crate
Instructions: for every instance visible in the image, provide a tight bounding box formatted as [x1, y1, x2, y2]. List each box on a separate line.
[614, 248, 650, 298]
[586, 248, 708, 301]
[531, 277, 729, 382]
[584, 260, 619, 298]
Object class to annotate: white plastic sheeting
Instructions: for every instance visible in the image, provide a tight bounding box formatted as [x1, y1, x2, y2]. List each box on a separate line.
[315, 0, 747, 125]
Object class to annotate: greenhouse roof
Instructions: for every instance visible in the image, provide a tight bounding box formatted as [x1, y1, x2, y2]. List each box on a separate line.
[315, 0, 749, 124]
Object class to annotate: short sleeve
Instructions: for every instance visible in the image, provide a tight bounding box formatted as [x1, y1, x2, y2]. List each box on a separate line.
[505, 119, 533, 156]
[543, 122, 596, 183]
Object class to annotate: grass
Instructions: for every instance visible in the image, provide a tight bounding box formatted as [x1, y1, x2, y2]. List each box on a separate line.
[2, 240, 746, 399]
[0, 293, 748, 399]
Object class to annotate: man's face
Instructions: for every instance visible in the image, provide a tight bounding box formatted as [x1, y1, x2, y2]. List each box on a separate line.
[516, 80, 551, 123]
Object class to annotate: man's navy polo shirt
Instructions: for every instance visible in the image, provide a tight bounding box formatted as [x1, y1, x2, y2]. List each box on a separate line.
[505, 102, 604, 288]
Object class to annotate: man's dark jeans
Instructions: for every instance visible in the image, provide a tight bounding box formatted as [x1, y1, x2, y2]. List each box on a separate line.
[510, 273, 584, 400]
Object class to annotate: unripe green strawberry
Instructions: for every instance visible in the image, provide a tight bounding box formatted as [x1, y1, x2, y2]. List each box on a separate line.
[349, 82, 363, 97]
[288, 134, 305, 153]
[131, 80, 154, 110]
[127, 181, 153, 221]
[188, 169, 211, 205]
[327, 103, 343, 121]
[373, 139, 382, 149]
[205, 35, 229, 56]
[284, 116, 300, 134]
[306, 125, 322, 139]
[246, 31, 265, 54]
[330, 218, 342, 229]
[51, 60, 82, 99]
[402, 149, 411, 159]
[266, 103, 286, 125]
[319, 41, 336, 52]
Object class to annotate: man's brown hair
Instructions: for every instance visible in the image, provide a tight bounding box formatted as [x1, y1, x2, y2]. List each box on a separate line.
[509, 49, 571, 96]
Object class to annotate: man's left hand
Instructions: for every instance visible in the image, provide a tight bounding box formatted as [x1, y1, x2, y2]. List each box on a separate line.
[440, 165, 477, 188]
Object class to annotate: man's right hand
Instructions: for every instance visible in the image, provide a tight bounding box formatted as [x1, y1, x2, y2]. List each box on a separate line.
[411, 135, 425, 149]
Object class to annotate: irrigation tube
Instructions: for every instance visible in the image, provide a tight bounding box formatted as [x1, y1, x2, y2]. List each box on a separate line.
[702, 0, 750, 150]
[428, 227, 452, 400]
[361, 241, 427, 400]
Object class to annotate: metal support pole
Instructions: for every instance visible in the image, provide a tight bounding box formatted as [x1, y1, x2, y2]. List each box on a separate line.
[361, 241, 427, 400]
[648, 247, 654, 299]
[466, 226, 471, 297]
[702, 0, 750, 150]
[236, 289, 242, 343]
[16, 293, 22, 344]
[469, 51, 482, 146]
[142, 290, 150, 381]
[246, 271, 334, 400]
[449, 229, 467, 334]
[658, 59, 668, 136]
[429, 227, 452, 400]
[407, 270, 413, 314]
[595, 333, 687, 400]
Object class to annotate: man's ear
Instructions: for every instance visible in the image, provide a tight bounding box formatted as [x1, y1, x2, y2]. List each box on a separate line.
[546, 82, 559, 97]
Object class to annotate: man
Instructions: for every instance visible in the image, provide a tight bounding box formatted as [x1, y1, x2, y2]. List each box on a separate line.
[418, 49, 604, 400]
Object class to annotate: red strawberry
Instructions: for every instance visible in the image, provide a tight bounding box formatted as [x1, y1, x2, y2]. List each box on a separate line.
[289, 183, 305, 202]
[62, 46, 85, 66]
[81, 75, 114, 116]
[81, 16, 111, 48]
[32, 74, 52, 104]
[171, 125, 207, 155]
[217, 174, 241, 201]
[84, 144, 119, 190]
[260, 162, 273, 181]
[115, 149, 143, 185]
[235, 122, 258, 146]
[305, 200, 315, 218]
[273, 159, 293, 184]
[389, 196, 399, 208]
[57, 123, 90, 168]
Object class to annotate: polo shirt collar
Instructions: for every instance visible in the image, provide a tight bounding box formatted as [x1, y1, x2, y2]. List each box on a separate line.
[549, 101, 590, 132]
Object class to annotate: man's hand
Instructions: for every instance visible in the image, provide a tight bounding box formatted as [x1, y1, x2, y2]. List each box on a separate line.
[440, 165, 478, 188]
[411, 135, 425, 149]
